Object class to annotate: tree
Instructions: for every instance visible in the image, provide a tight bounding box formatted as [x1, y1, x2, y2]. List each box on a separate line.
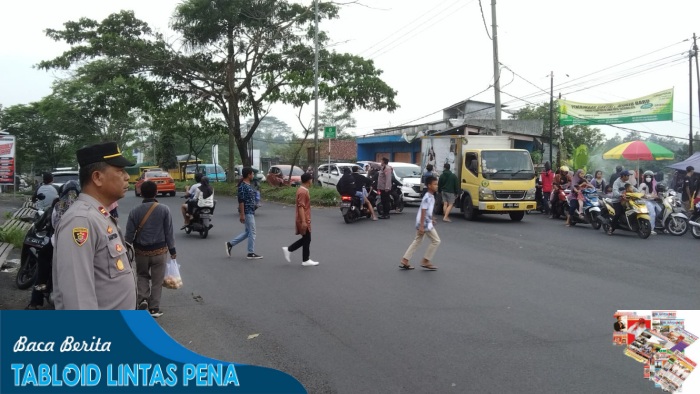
[0, 97, 92, 172]
[152, 100, 226, 171]
[319, 100, 356, 139]
[40, 1, 398, 182]
[514, 101, 604, 158]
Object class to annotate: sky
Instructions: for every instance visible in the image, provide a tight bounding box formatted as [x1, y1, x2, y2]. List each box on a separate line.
[1, 0, 700, 144]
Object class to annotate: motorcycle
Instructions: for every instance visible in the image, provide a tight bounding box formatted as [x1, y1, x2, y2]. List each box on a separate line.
[16, 204, 50, 290]
[339, 191, 377, 224]
[653, 188, 688, 236]
[375, 183, 404, 216]
[601, 192, 653, 239]
[550, 187, 570, 219]
[567, 188, 603, 229]
[688, 197, 700, 239]
[182, 196, 216, 239]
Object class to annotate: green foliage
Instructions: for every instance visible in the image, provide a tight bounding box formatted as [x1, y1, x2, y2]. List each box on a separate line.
[39, 2, 398, 172]
[261, 184, 338, 207]
[319, 100, 357, 139]
[572, 145, 589, 172]
[0, 227, 27, 249]
[157, 132, 179, 170]
[530, 150, 543, 165]
[514, 101, 604, 158]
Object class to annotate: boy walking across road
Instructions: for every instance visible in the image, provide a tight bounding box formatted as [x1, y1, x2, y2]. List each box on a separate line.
[399, 176, 440, 271]
[226, 168, 263, 260]
[282, 173, 319, 266]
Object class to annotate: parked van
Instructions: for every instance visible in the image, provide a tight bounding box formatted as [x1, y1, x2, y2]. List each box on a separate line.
[186, 164, 227, 182]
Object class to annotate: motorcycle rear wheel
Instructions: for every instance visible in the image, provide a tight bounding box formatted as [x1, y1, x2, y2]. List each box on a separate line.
[637, 219, 652, 239]
[200, 229, 209, 239]
[692, 224, 700, 239]
[185, 226, 192, 234]
[16, 253, 38, 290]
[664, 217, 688, 236]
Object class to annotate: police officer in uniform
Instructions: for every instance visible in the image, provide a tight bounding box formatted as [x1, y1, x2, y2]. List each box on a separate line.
[52, 142, 137, 309]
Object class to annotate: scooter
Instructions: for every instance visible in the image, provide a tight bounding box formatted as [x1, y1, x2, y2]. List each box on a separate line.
[653, 188, 688, 236]
[339, 191, 376, 224]
[601, 192, 653, 239]
[568, 188, 603, 229]
[688, 197, 700, 239]
[182, 196, 216, 239]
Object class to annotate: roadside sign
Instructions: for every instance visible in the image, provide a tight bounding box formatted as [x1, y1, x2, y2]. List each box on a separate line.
[0, 136, 16, 185]
[324, 126, 336, 139]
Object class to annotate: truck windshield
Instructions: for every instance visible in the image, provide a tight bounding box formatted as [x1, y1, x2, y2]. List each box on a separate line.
[481, 151, 535, 180]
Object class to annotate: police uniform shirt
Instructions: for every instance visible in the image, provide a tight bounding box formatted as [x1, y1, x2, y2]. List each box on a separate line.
[52, 193, 136, 310]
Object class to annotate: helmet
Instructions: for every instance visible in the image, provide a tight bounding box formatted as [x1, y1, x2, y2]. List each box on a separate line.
[643, 170, 654, 177]
[655, 184, 666, 193]
[559, 166, 569, 172]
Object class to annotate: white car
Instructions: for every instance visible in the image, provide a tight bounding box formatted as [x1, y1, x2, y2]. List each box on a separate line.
[317, 163, 366, 188]
[389, 162, 423, 203]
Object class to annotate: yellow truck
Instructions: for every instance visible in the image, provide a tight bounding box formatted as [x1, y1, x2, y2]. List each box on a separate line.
[420, 135, 537, 221]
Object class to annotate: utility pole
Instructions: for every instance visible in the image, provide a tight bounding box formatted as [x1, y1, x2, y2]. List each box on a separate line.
[549, 71, 554, 165]
[694, 33, 699, 154]
[312, 0, 320, 185]
[690, 47, 694, 155]
[491, 0, 502, 135]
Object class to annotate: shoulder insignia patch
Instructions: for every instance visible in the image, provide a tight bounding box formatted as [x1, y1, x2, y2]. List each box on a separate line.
[73, 227, 89, 246]
[98, 206, 109, 217]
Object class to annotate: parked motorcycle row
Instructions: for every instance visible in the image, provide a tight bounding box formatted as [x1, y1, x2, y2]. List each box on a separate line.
[548, 185, 694, 240]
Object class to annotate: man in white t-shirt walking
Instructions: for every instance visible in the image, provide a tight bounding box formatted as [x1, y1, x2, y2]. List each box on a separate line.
[399, 175, 440, 270]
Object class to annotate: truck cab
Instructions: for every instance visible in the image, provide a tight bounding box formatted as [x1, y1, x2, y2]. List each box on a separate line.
[420, 135, 537, 221]
[461, 148, 537, 221]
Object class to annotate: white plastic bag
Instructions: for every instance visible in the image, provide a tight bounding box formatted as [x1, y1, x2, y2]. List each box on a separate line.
[163, 258, 183, 289]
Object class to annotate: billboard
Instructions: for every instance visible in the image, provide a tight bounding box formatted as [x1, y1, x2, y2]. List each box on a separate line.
[559, 88, 674, 126]
[0, 135, 16, 185]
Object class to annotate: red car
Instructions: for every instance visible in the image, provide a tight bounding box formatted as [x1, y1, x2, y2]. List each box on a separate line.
[266, 165, 304, 187]
[135, 170, 176, 197]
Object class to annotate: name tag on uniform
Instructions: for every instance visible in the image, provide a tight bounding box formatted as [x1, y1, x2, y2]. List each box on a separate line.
[108, 233, 118, 241]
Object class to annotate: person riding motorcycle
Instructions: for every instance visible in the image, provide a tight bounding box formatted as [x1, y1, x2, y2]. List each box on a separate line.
[351, 165, 377, 221]
[550, 166, 571, 217]
[336, 167, 356, 196]
[182, 176, 214, 229]
[608, 170, 632, 235]
[181, 172, 203, 224]
[639, 170, 662, 234]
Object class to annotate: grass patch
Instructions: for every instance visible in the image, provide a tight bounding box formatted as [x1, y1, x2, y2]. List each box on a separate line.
[173, 180, 339, 207]
[0, 227, 27, 249]
[3, 211, 12, 220]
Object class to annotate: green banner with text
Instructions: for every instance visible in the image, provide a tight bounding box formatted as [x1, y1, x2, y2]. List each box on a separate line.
[559, 88, 674, 126]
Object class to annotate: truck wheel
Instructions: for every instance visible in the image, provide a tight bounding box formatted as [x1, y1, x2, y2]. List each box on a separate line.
[462, 196, 478, 221]
[509, 211, 525, 222]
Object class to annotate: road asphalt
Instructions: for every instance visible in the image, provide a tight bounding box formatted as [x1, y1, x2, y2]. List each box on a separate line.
[1, 190, 698, 393]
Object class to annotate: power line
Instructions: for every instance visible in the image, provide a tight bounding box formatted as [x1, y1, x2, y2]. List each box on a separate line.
[477, 0, 491, 40]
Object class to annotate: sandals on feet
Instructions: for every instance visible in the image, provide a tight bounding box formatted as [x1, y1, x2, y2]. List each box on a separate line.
[399, 260, 415, 270]
[420, 264, 438, 271]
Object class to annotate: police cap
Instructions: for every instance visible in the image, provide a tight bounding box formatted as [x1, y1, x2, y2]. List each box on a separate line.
[77, 142, 134, 168]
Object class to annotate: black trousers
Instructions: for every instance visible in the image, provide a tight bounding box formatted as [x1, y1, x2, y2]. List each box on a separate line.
[289, 231, 311, 262]
[542, 192, 551, 214]
[612, 202, 625, 230]
[381, 190, 392, 217]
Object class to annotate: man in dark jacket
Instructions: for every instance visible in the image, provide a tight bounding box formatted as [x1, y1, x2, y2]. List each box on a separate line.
[336, 167, 356, 196]
[609, 165, 623, 187]
[351, 166, 377, 220]
[125, 181, 176, 318]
